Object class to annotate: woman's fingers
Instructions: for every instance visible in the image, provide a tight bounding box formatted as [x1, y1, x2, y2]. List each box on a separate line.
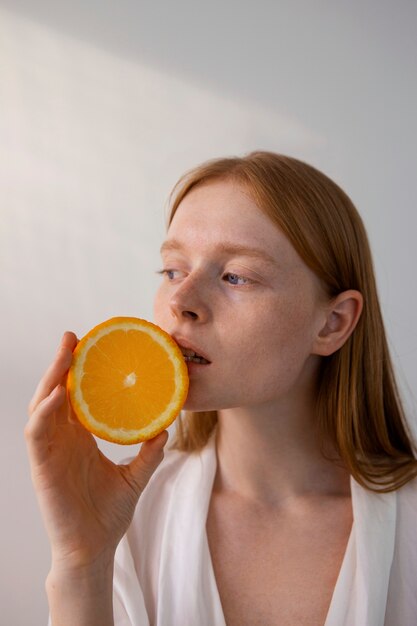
[26, 331, 78, 465]
[25, 384, 67, 466]
[28, 332, 77, 415]
[124, 430, 169, 495]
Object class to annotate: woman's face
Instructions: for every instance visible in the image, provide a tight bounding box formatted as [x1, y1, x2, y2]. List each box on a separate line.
[153, 179, 329, 412]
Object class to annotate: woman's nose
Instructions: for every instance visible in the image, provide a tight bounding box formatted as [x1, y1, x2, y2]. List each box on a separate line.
[169, 278, 210, 323]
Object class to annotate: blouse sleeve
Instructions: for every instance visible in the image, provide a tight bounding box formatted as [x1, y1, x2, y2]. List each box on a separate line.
[113, 534, 151, 626]
[384, 477, 417, 625]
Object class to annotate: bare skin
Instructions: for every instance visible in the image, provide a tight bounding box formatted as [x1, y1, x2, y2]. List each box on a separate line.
[25, 331, 168, 626]
[26, 178, 363, 625]
[206, 484, 353, 626]
[153, 179, 363, 624]
[206, 417, 353, 625]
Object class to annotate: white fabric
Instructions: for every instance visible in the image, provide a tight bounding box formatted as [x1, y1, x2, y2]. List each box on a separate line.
[113, 431, 417, 625]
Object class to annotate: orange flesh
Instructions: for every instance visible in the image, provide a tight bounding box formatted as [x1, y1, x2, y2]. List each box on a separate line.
[80, 329, 177, 430]
[67, 316, 189, 444]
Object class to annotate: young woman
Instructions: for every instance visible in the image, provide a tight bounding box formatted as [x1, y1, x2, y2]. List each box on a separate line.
[26, 152, 417, 626]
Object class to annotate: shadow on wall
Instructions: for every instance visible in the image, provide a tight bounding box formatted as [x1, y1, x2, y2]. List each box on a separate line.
[3, 0, 417, 141]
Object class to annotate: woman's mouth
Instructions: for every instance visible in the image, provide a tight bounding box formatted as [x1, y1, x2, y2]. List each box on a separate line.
[180, 348, 210, 365]
[171, 335, 212, 366]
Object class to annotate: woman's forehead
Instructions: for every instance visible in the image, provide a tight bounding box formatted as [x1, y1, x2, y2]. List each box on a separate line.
[168, 181, 273, 240]
[166, 180, 302, 268]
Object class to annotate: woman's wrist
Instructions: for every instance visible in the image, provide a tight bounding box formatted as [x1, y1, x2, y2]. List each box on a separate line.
[46, 551, 115, 626]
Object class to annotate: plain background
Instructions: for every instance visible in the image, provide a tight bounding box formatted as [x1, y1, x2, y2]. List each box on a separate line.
[1, 1, 416, 624]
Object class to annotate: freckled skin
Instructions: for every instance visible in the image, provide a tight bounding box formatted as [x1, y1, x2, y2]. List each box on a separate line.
[153, 180, 357, 626]
[153, 180, 328, 414]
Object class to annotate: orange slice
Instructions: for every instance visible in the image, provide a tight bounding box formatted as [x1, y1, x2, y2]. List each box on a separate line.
[67, 317, 189, 444]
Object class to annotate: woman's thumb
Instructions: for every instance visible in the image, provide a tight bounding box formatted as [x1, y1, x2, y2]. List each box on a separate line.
[127, 430, 169, 494]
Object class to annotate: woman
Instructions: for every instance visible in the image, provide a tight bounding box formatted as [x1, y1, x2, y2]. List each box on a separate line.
[26, 152, 417, 626]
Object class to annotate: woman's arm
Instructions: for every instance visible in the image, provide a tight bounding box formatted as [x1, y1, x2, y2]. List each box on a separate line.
[46, 555, 115, 626]
[25, 332, 168, 625]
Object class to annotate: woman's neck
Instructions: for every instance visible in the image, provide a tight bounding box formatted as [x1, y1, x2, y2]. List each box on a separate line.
[214, 403, 351, 508]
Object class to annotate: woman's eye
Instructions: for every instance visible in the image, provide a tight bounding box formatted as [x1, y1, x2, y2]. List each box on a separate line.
[157, 269, 253, 286]
[223, 273, 252, 286]
[156, 269, 181, 280]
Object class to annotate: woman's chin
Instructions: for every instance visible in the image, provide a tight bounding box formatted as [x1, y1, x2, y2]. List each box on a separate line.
[182, 395, 219, 413]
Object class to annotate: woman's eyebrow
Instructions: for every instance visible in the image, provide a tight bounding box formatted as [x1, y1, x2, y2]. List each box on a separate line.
[160, 239, 279, 267]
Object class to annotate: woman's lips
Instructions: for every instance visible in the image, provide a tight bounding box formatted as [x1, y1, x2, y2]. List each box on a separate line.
[182, 353, 210, 364]
[172, 335, 212, 364]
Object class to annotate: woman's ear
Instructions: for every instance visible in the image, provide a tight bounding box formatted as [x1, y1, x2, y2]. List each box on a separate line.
[313, 290, 363, 357]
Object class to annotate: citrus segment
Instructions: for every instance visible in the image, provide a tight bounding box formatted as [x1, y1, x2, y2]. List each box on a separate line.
[67, 317, 189, 444]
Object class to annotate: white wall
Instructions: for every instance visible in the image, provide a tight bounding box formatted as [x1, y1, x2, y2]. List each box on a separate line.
[1, 2, 416, 623]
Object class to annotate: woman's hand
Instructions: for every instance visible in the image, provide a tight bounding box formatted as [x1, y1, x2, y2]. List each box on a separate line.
[25, 331, 168, 572]
[26, 331, 168, 625]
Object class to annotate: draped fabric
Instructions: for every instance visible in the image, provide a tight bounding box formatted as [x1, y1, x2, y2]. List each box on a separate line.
[47, 428, 416, 625]
[112, 430, 416, 625]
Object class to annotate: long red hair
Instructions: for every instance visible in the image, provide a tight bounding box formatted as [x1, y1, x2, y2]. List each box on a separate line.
[165, 151, 417, 492]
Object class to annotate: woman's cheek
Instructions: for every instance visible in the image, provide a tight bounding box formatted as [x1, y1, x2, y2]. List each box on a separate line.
[153, 287, 168, 328]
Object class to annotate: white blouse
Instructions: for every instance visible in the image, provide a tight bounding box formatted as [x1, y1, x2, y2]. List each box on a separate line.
[112, 430, 416, 626]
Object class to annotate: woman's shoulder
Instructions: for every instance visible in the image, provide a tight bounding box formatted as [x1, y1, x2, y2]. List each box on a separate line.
[389, 474, 417, 569]
[154, 441, 190, 472]
[384, 474, 417, 621]
[123, 439, 213, 565]
[143, 433, 217, 493]
[133, 439, 210, 517]
[145, 441, 196, 491]
[395, 473, 417, 520]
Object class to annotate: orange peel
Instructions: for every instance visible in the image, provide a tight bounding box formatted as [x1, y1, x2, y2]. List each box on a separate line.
[67, 317, 189, 444]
